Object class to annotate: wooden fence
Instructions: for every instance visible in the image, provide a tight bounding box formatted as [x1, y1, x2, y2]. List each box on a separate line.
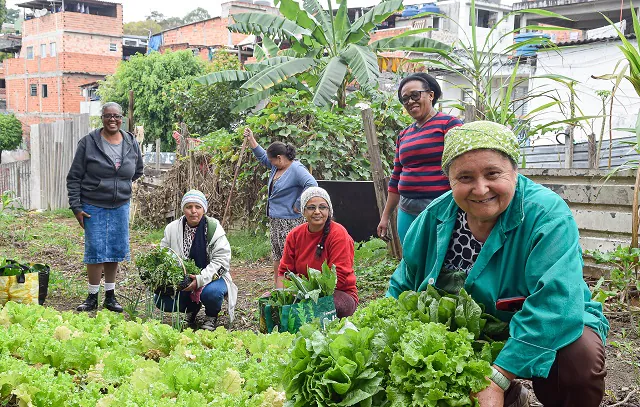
[30, 115, 90, 210]
[522, 136, 638, 169]
[0, 160, 31, 209]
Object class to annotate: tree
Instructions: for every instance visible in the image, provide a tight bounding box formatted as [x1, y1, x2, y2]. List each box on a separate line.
[0, 0, 6, 27]
[145, 10, 165, 22]
[197, 0, 448, 110]
[123, 20, 162, 36]
[159, 16, 184, 30]
[98, 51, 208, 148]
[171, 50, 244, 136]
[0, 114, 23, 164]
[5, 8, 18, 24]
[183, 7, 211, 24]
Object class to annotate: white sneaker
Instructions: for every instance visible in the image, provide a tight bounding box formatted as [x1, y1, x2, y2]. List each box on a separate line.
[201, 316, 218, 331]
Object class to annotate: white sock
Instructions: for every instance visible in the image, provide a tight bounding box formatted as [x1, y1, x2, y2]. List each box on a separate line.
[88, 284, 100, 295]
[104, 282, 116, 292]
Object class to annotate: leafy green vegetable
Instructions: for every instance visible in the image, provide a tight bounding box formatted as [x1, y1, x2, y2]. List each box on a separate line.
[283, 325, 384, 406]
[388, 323, 490, 406]
[0, 302, 294, 406]
[284, 289, 507, 406]
[135, 247, 201, 292]
[270, 261, 337, 307]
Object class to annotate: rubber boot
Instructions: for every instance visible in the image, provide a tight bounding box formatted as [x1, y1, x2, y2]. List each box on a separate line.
[76, 293, 98, 312]
[103, 290, 123, 313]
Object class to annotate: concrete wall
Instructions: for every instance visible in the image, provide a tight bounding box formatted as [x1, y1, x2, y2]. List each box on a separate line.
[520, 168, 635, 276]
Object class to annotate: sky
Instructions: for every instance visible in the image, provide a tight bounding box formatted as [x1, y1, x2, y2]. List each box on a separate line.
[5, 0, 482, 23]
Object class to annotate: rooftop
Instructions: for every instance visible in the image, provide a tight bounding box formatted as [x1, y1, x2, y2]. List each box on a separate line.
[17, 0, 120, 8]
[513, 0, 636, 30]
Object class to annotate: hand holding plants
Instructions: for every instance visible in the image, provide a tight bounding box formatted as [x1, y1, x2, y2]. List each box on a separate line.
[181, 274, 198, 292]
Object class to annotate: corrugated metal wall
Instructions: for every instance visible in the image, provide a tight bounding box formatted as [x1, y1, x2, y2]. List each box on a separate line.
[522, 136, 638, 169]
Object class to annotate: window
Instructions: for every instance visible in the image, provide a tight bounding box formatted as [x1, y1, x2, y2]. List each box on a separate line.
[42, 84, 48, 98]
[41, 44, 46, 58]
[473, 8, 499, 28]
[109, 43, 117, 52]
[30, 84, 37, 96]
[50, 42, 57, 57]
[514, 15, 521, 31]
[511, 85, 529, 117]
[26, 46, 34, 60]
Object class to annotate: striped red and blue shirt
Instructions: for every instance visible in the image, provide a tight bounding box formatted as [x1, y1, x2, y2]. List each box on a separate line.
[388, 112, 463, 199]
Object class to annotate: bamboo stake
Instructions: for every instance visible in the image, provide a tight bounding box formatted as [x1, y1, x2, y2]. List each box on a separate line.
[221, 138, 248, 229]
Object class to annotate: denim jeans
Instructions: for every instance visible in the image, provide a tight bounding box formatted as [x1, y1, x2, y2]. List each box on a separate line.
[154, 278, 228, 317]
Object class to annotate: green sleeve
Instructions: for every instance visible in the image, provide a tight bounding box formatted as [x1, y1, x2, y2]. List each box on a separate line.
[386, 211, 434, 298]
[387, 259, 413, 298]
[494, 215, 587, 379]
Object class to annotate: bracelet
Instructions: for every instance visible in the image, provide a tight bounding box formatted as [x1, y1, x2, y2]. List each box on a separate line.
[489, 367, 511, 391]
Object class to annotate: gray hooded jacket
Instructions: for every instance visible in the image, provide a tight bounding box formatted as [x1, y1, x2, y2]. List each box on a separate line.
[67, 128, 144, 213]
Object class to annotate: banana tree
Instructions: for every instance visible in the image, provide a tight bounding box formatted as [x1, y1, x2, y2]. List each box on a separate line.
[196, 0, 449, 111]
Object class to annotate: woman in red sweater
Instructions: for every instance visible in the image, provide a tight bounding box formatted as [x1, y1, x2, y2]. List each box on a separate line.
[277, 187, 358, 317]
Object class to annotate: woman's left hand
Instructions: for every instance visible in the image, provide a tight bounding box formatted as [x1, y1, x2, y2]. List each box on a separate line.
[181, 275, 198, 292]
[472, 381, 504, 407]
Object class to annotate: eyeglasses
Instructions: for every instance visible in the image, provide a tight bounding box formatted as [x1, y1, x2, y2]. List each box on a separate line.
[102, 114, 123, 120]
[400, 90, 431, 105]
[304, 205, 330, 212]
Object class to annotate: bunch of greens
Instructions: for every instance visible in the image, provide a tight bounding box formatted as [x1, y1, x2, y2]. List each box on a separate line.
[283, 325, 384, 407]
[0, 258, 48, 277]
[284, 288, 507, 406]
[270, 262, 337, 306]
[135, 247, 201, 292]
[397, 287, 509, 342]
[387, 323, 491, 406]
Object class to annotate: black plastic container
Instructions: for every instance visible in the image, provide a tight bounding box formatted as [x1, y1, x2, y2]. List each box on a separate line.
[317, 180, 380, 243]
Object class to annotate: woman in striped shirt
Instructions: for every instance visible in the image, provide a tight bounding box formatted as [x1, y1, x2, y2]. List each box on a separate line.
[377, 73, 463, 244]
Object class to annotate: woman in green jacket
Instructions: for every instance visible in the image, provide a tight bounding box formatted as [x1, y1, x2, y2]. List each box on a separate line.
[387, 121, 608, 407]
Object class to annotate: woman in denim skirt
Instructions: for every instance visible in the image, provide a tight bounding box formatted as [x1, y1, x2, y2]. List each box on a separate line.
[67, 102, 144, 312]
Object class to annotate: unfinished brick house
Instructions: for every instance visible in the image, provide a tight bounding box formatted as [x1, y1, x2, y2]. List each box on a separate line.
[149, 1, 279, 63]
[2, 0, 123, 139]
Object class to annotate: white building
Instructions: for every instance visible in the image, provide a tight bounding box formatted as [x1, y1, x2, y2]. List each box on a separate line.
[527, 37, 639, 145]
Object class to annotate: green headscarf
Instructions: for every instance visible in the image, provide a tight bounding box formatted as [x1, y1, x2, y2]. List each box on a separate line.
[441, 121, 520, 173]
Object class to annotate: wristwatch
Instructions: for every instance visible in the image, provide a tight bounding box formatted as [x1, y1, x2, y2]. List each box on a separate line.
[490, 367, 511, 391]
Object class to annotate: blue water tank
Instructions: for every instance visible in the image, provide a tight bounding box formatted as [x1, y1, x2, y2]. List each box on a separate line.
[418, 3, 440, 14]
[514, 32, 551, 56]
[402, 5, 419, 18]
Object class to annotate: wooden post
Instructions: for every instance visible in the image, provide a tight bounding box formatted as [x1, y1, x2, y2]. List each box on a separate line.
[463, 102, 476, 123]
[587, 133, 597, 169]
[155, 138, 161, 171]
[564, 125, 574, 168]
[221, 139, 248, 229]
[128, 90, 134, 133]
[361, 107, 402, 259]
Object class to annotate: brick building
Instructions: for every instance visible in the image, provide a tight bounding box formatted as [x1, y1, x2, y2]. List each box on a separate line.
[2, 0, 123, 138]
[150, 1, 279, 63]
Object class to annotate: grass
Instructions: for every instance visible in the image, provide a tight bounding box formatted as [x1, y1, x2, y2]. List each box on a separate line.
[227, 229, 272, 264]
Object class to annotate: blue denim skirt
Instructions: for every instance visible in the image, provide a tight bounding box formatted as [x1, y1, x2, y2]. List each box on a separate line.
[82, 202, 131, 264]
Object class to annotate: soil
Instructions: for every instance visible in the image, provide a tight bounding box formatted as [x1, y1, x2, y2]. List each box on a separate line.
[1, 215, 639, 406]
